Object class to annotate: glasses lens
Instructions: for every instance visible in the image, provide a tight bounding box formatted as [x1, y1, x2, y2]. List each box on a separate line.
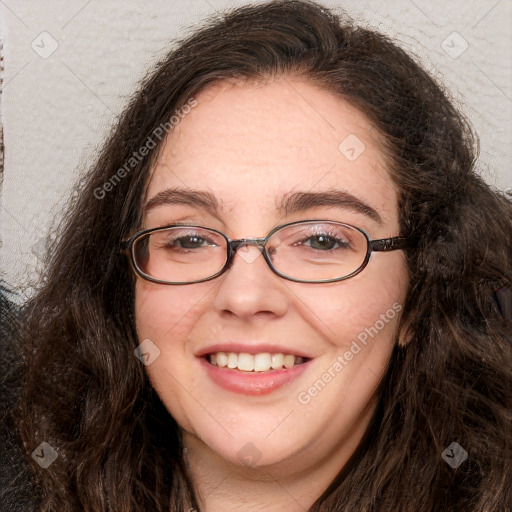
[132, 222, 369, 284]
[267, 221, 368, 281]
[133, 227, 227, 283]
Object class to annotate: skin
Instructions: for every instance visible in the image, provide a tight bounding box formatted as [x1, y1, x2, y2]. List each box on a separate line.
[135, 76, 410, 511]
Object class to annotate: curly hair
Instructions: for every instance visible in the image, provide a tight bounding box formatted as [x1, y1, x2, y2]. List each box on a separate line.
[10, 1, 511, 510]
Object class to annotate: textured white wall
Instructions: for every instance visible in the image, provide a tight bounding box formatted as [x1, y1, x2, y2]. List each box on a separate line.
[1, 0, 511, 291]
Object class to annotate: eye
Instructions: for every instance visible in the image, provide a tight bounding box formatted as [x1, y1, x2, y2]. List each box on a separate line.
[150, 228, 223, 253]
[303, 234, 350, 251]
[171, 235, 215, 249]
[270, 223, 357, 256]
[160, 233, 220, 251]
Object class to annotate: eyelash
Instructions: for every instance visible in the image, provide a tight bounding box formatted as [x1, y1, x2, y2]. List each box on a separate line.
[156, 228, 352, 253]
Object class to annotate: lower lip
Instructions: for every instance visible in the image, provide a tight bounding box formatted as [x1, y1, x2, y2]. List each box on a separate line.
[198, 357, 312, 396]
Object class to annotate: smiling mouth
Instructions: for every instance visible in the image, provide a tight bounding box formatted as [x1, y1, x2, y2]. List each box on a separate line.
[206, 352, 309, 373]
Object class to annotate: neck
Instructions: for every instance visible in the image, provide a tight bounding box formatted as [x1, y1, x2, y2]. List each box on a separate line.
[181, 398, 377, 512]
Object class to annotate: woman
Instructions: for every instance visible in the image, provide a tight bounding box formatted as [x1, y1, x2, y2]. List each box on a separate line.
[9, 0, 511, 510]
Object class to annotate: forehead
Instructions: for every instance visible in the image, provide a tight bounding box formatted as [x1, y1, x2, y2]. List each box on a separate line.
[145, 77, 398, 228]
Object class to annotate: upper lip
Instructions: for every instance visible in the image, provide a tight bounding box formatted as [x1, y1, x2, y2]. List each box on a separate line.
[195, 342, 313, 359]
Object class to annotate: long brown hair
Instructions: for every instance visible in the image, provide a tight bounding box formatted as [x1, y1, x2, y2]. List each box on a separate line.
[11, 1, 511, 510]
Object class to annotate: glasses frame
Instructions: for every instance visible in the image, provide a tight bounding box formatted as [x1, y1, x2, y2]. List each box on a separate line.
[120, 219, 413, 285]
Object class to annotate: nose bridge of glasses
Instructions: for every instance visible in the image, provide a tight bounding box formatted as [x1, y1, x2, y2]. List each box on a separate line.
[230, 238, 266, 251]
[228, 238, 268, 265]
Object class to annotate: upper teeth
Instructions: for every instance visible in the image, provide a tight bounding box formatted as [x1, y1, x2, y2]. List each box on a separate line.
[208, 352, 305, 372]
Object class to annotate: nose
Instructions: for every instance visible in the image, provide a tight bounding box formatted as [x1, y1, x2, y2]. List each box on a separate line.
[211, 240, 289, 320]
[229, 237, 266, 253]
[226, 238, 268, 268]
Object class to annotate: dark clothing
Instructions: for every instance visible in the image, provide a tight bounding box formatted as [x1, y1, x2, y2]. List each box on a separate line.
[1, 289, 35, 511]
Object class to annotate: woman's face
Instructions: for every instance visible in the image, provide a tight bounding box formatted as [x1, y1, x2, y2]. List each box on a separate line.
[135, 77, 409, 474]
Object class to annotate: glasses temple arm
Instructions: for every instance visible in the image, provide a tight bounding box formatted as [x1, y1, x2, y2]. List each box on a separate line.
[370, 236, 413, 252]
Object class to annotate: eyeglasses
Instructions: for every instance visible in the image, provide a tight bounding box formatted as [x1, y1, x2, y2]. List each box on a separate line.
[120, 219, 412, 285]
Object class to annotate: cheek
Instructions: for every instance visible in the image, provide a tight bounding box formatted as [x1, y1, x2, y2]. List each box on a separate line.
[134, 280, 211, 400]
[135, 280, 215, 340]
[289, 252, 409, 349]
[134, 281, 214, 430]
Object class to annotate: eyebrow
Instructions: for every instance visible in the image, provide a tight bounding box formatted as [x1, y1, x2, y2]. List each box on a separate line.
[143, 187, 383, 224]
[144, 188, 220, 218]
[279, 190, 383, 224]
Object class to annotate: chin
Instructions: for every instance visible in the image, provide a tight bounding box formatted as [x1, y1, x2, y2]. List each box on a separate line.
[187, 426, 301, 469]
